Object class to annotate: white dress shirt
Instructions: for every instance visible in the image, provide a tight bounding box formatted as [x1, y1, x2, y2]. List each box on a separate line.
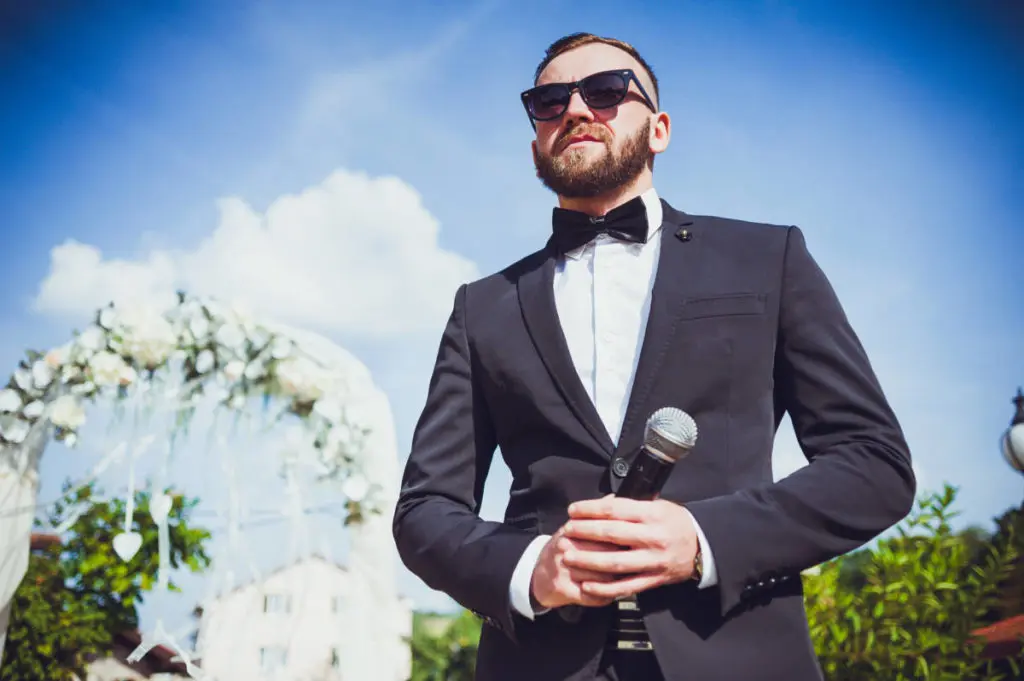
[508, 187, 718, 619]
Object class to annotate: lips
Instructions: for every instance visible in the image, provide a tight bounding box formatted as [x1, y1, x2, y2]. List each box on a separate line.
[561, 131, 605, 150]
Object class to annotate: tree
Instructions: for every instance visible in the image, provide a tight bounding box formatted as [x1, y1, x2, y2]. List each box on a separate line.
[988, 504, 1024, 622]
[408, 609, 481, 681]
[1, 479, 212, 681]
[803, 485, 1019, 681]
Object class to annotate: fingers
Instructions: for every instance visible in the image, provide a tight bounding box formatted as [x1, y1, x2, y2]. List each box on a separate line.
[566, 565, 617, 584]
[568, 496, 653, 522]
[563, 519, 661, 548]
[562, 547, 663, 574]
[580, 572, 664, 600]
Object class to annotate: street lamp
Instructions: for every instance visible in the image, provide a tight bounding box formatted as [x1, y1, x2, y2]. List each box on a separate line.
[1001, 388, 1024, 474]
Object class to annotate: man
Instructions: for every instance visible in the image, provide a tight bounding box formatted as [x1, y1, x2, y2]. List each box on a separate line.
[393, 32, 915, 681]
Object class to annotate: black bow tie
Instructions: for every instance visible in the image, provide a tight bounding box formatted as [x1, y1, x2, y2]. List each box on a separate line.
[548, 196, 649, 255]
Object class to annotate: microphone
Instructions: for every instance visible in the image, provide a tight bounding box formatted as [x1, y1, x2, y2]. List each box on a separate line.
[558, 407, 698, 623]
[616, 406, 698, 501]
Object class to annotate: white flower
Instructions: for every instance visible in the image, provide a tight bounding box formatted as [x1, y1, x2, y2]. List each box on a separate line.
[0, 389, 22, 413]
[68, 381, 97, 396]
[44, 344, 71, 369]
[243, 361, 265, 381]
[118, 305, 177, 368]
[275, 356, 324, 402]
[89, 352, 130, 386]
[195, 350, 216, 374]
[49, 395, 86, 429]
[59, 364, 82, 383]
[22, 401, 45, 420]
[189, 316, 210, 341]
[214, 323, 246, 351]
[0, 415, 29, 444]
[13, 368, 33, 394]
[270, 337, 292, 359]
[77, 326, 107, 354]
[119, 365, 138, 386]
[31, 361, 54, 390]
[223, 360, 245, 382]
[341, 473, 370, 503]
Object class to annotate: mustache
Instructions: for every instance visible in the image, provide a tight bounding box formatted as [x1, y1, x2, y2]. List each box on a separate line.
[557, 125, 610, 149]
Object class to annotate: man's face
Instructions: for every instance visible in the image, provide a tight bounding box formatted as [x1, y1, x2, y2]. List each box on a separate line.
[531, 43, 660, 199]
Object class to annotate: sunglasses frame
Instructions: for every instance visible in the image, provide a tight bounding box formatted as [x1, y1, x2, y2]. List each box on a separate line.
[520, 68, 657, 130]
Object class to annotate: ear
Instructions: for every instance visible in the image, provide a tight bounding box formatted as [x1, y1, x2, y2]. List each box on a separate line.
[531, 139, 541, 177]
[649, 111, 671, 155]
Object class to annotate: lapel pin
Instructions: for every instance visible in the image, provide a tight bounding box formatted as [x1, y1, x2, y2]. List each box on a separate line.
[675, 228, 692, 242]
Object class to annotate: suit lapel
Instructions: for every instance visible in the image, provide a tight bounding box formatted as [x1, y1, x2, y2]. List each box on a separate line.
[517, 250, 616, 457]
[615, 201, 700, 453]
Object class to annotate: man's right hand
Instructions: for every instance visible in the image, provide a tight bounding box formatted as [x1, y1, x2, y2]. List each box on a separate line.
[529, 524, 621, 610]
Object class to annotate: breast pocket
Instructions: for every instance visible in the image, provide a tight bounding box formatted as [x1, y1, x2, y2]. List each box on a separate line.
[678, 293, 766, 321]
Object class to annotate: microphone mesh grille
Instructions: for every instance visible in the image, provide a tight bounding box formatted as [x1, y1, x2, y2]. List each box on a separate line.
[644, 407, 698, 460]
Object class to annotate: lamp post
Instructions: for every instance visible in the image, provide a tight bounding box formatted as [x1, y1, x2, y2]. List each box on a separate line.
[1001, 388, 1024, 475]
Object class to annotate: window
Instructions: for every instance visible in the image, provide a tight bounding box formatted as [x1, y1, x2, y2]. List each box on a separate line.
[263, 593, 292, 614]
[259, 646, 288, 672]
[331, 647, 340, 669]
[331, 595, 343, 613]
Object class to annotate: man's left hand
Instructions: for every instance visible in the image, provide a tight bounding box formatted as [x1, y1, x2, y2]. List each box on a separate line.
[560, 496, 699, 599]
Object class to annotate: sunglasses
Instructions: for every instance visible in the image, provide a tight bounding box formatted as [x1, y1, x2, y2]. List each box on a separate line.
[520, 69, 657, 128]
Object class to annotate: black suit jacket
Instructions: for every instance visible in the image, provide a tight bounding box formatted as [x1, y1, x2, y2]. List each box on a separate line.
[393, 200, 916, 681]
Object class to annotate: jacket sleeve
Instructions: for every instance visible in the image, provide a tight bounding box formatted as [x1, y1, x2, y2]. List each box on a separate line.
[392, 283, 538, 640]
[685, 225, 917, 616]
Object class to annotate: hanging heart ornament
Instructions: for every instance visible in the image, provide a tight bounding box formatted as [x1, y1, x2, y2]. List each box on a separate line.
[113, 531, 143, 562]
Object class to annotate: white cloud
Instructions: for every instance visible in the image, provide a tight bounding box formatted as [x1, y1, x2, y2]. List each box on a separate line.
[32, 169, 479, 338]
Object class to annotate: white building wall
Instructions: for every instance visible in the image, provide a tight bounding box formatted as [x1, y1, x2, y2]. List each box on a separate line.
[195, 556, 411, 681]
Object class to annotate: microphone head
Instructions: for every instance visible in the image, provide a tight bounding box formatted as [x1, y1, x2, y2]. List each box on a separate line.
[643, 407, 698, 463]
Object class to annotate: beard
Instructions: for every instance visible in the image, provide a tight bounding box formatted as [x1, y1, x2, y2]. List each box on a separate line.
[534, 119, 653, 199]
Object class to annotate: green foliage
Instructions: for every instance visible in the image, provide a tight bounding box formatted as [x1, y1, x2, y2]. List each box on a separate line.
[803, 484, 1020, 681]
[408, 609, 482, 681]
[1, 479, 212, 681]
[988, 504, 1024, 621]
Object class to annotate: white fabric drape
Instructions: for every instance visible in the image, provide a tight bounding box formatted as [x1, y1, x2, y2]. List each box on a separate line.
[0, 420, 49, 668]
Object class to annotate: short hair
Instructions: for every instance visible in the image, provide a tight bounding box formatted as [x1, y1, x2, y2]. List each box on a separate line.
[533, 32, 660, 109]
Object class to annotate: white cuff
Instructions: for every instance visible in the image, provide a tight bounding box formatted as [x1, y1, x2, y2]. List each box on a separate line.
[686, 510, 718, 589]
[509, 534, 551, 619]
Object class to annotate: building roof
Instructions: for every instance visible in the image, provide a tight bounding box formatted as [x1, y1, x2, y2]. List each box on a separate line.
[972, 614, 1024, 660]
[202, 552, 349, 603]
[29, 532, 61, 551]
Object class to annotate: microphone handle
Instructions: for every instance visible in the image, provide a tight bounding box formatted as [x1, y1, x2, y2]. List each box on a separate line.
[558, 447, 673, 623]
[616, 448, 674, 501]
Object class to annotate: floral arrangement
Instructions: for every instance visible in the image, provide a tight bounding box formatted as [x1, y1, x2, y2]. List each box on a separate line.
[0, 291, 377, 523]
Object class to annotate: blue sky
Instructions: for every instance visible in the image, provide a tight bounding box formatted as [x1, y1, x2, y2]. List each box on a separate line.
[1, 0, 1022, 629]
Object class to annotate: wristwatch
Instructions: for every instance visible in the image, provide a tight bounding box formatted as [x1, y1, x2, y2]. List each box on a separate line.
[691, 541, 704, 582]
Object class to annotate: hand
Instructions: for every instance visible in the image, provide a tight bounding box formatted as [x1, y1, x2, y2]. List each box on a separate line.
[529, 524, 622, 610]
[561, 496, 699, 600]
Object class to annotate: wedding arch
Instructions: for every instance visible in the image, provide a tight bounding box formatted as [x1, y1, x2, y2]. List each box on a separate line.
[0, 292, 405, 680]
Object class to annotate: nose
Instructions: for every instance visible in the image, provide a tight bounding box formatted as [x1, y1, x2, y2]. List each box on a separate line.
[562, 89, 594, 123]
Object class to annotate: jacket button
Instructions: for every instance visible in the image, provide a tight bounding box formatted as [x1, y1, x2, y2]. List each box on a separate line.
[611, 457, 629, 477]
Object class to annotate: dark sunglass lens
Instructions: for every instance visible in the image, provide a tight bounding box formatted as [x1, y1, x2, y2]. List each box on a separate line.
[528, 84, 569, 120]
[581, 72, 628, 109]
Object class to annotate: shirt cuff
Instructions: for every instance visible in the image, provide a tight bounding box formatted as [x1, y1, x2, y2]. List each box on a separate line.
[509, 534, 551, 619]
[686, 509, 719, 589]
